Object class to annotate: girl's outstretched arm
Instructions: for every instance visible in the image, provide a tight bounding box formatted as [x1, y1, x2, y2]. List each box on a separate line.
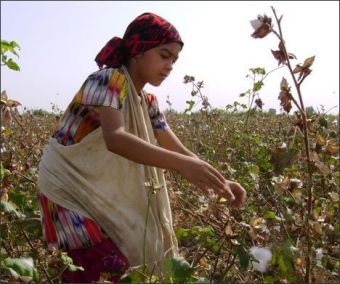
[156, 127, 247, 209]
[155, 128, 199, 159]
[99, 107, 246, 208]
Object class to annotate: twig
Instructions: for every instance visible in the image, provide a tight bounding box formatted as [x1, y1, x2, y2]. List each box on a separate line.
[1, 240, 13, 257]
[13, 170, 36, 185]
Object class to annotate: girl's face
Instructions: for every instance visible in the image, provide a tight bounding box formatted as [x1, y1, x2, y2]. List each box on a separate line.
[131, 42, 182, 91]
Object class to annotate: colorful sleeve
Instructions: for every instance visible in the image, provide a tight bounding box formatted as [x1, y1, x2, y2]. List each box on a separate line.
[145, 93, 170, 132]
[74, 68, 128, 110]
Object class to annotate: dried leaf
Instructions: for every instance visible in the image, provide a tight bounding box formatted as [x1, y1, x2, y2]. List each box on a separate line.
[1, 90, 8, 101]
[314, 161, 331, 176]
[303, 56, 315, 68]
[293, 65, 303, 74]
[225, 222, 233, 236]
[292, 189, 303, 204]
[312, 209, 319, 221]
[250, 217, 263, 228]
[328, 192, 339, 202]
[294, 214, 304, 226]
[323, 139, 339, 155]
[315, 134, 326, 146]
[313, 222, 323, 234]
[311, 151, 321, 162]
[255, 98, 263, 109]
[292, 56, 315, 81]
[271, 42, 293, 66]
[5, 99, 21, 108]
[274, 176, 290, 193]
[248, 227, 258, 240]
[278, 77, 293, 112]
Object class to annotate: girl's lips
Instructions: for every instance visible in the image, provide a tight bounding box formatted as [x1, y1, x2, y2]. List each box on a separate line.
[160, 74, 168, 79]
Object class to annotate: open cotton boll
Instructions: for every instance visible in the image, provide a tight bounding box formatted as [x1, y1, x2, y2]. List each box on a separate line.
[315, 248, 323, 260]
[250, 19, 262, 30]
[250, 246, 272, 273]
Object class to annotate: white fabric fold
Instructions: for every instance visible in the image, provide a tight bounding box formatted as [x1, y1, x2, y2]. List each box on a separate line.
[38, 65, 178, 273]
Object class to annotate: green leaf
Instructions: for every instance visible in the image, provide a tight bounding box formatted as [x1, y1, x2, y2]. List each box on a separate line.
[5, 58, 20, 71]
[120, 266, 146, 283]
[196, 277, 210, 283]
[163, 257, 194, 279]
[319, 117, 328, 129]
[253, 81, 264, 92]
[1, 162, 11, 182]
[9, 191, 27, 210]
[264, 211, 283, 221]
[1, 258, 39, 280]
[60, 252, 84, 272]
[281, 239, 295, 259]
[67, 264, 84, 272]
[16, 218, 42, 236]
[277, 255, 288, 273]
[60, 252, 73, 265]
[237, 245, 250, 270]
[264, 275, 280, 283]
[184, 100, 195, 114]
[0, 200, 25, 218]
[250, 68, 266, 75]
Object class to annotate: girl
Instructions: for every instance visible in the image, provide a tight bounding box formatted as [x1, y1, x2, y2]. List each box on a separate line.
[38, 12, 246, 283]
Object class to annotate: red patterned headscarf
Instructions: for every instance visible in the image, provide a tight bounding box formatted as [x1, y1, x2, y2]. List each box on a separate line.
[95, 12, 184, 69]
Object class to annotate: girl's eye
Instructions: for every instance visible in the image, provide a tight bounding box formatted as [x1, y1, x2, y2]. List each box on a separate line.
[160, 54, 176, 65]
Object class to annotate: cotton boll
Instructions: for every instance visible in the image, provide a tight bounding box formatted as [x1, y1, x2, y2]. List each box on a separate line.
[315, 248, 323, 260]
[250, 246, 272, 273]
[250, 19, 262, 30]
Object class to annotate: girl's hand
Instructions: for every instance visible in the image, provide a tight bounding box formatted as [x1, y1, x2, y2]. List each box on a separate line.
[223, 180, 247, 209]
[177, 157, 246, 208]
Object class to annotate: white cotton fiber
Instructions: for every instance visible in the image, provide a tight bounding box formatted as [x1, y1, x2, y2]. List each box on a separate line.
[315, 248, 323, 260]
[250, 246, 272, 273]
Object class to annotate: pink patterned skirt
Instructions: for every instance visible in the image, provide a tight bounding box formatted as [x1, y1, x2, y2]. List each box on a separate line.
[39, 192, 129, 283]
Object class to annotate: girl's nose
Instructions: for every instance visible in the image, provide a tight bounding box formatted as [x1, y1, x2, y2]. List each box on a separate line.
[166, 62, 173, 71]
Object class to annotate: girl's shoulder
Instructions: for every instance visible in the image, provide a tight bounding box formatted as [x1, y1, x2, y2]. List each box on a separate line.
[87, 67, 126, 81]
[144, 92, 159, 104]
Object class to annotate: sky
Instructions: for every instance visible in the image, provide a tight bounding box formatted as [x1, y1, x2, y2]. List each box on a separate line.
[1, 1, 339, 114]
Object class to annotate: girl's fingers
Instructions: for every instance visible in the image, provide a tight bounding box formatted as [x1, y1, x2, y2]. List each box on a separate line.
[227, 183, 247, 209]
[209, 166, 227, 184]
[205, 170, 225, 190]
[196, 181, 211, 197]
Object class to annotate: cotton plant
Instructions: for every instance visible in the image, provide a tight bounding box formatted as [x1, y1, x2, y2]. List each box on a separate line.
[2, 257, 38, 283]
[250, 246, 273, 273]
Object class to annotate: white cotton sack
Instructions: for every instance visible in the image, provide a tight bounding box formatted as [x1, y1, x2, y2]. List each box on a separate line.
[250, 246, 272, 273]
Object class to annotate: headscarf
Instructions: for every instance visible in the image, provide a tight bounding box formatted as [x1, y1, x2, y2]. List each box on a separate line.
[95, 12, 184, 69]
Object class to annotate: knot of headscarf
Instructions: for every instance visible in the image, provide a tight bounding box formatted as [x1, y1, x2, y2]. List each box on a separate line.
[95, 12, 184, 69]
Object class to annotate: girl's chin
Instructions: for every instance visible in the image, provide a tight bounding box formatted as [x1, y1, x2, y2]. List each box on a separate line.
[149, 81, 163, 87]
